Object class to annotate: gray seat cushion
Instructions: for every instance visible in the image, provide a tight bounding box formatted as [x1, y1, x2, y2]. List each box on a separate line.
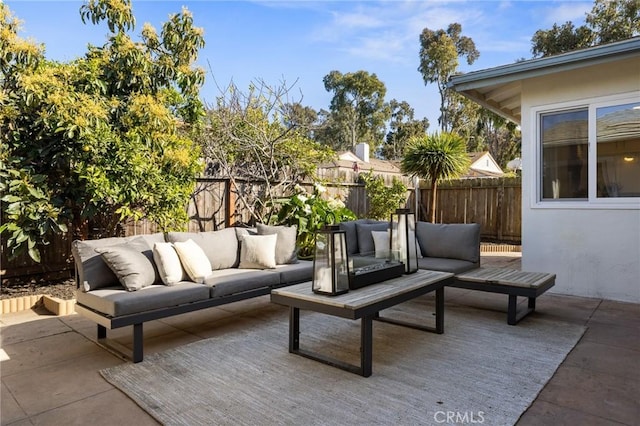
[417, 257, 478, 274]
[203, 269, 281, 298]
[76, 282, 209, 317]
[271, 260, 313, 285]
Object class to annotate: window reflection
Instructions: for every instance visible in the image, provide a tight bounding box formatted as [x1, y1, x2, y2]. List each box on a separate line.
[597, 103, 640, 198]
[541, 109, 588, 200]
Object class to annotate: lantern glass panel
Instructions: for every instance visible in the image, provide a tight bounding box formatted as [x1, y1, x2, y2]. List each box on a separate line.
[312, 226, 350, 295]
[390, 209, 418, 274]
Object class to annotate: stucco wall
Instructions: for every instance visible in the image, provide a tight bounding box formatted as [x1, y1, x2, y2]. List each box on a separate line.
[520, 57, 640, 302]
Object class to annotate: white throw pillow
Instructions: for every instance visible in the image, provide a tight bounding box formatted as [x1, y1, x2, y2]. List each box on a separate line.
[239, 234, 277, 269]
[371, 230, 390, 259]
[173, 239, 212, 283]
[153, 242, 185, 285]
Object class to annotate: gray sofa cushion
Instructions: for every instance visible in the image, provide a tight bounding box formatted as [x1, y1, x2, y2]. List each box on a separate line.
[204, 268, 281, 298]
[234, 227, 257, 239]
[416, 222, 481, 263]
[76, 282, 209, 317]
[256, 223, 298, 264]
[355, 222, 389, 256]
[339, 219, 370, 255]
[72, 233, 165, 292]
[271, 260, 313, 285]
[95, 240, 157, 291]
[417, 257, 478, 274]
[167, 228, 239, 270]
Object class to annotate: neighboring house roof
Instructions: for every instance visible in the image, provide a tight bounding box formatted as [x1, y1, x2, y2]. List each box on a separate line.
[321, 150, 504, 181]
[317, 149, 409, 186]
[331, 151, 403, 174]
[448, 37, 640, 124]
[463, 151, 504, 178]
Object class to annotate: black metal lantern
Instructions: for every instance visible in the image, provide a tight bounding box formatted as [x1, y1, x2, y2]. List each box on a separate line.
[312, 224, 351, 296]
[390, 208, 419, 274]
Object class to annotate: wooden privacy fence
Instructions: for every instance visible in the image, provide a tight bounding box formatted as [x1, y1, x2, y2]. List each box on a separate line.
[415, 177, 522, 243]
[1, 176, 521, 280]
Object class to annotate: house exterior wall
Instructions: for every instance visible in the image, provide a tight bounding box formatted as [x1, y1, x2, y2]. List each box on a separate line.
[520, 56, 640, 302]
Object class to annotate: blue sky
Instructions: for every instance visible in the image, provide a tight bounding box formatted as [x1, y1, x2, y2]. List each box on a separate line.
[6, 0, 592, 127]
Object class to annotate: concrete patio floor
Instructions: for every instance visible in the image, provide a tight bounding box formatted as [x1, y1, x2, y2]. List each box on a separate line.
[1, 253, 639, 425]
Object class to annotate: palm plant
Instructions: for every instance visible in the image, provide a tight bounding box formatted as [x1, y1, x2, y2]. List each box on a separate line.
[401, 132, 470, 222]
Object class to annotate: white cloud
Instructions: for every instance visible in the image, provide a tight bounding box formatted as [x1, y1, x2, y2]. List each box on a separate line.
[306, 1, 594, 66]
[538, 2, 592, 25]
[311, 1, 484, 63]
[332, 10, 385, 30]
[342, 31, 410, 62]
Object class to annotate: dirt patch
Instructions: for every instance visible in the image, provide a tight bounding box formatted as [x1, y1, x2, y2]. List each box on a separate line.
[1, 276, 76, 300]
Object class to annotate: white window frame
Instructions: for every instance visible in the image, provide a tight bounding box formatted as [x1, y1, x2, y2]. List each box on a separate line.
[531, 92, 640, 210]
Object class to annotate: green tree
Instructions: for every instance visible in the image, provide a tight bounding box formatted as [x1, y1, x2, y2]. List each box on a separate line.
[473, 110, 521, 169]
[587, 0, 640, 44]
[0, 1, 205, 261]
[531, 22, 593, 57]
[282, 102, 318, 140]
[322, 70, 390, 153]
[445, 92, 481, 143]
[418, 23, 479, 132]
[381, 100, 429, 160]
[401, 132, 470, 223]
[312, 108, 349, 151]
[531, 0, 639, 57]
[199, 79, 333, 224]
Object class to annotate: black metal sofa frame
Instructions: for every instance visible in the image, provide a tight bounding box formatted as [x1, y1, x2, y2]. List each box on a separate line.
[74, 281, 298, 363]
[72, 228, 313, 363]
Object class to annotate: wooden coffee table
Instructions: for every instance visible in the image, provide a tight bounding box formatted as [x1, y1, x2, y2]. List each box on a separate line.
[270, 270, 454, 377]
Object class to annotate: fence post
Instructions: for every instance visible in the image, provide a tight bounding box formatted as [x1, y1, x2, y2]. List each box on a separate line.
[224, 179, 232, 227]
[496, 179, 504, 241]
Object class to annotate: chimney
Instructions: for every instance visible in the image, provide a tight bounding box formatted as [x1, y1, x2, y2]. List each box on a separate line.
[355, 143, 369, 163]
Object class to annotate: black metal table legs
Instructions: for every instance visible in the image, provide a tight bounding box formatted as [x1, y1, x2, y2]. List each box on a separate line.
[287, 288, 444, 377]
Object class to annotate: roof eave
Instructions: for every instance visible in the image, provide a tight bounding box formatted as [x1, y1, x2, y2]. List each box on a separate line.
[448, 38, 640, 125]
[449, 38, 640, 91]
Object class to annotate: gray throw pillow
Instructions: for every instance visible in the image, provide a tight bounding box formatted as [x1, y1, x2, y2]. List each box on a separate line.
[73, 234, 162, 292]
[355, 222, 389, 256]
[339, 219, 369, 255]
[415, 222, 481, 262]
[166, 228, 239, 270]
[95, 240, 157, 291]
[256, 223, 298, 264]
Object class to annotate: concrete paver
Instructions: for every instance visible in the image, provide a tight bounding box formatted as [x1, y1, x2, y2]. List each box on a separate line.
[1, 252, 638, 426]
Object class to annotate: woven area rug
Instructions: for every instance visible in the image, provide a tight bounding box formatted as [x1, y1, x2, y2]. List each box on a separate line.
[101, 299, 585, 426]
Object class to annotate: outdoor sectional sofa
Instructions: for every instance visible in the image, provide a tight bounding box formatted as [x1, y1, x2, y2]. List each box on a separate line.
[72, 220, 484, 363]
[339, 219, 481, 274]
[72, 225, 313, 363]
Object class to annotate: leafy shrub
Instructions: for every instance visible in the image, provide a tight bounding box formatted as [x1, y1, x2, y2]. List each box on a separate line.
[360, 171, 408, 220]
[270, 184, 356, 258]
